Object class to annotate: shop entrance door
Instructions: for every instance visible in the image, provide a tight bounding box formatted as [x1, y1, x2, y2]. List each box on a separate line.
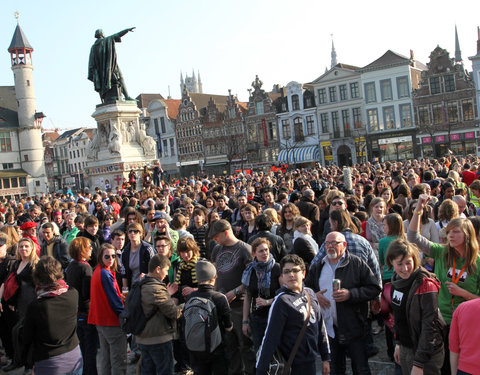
[337, 145, 352, 166]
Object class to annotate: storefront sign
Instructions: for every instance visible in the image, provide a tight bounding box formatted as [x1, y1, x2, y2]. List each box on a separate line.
[422, 137, 432, 144]
[378, 136, 412, 145]
[465, 132, 475, 140]
[450, 133, 460, 141]
[435, 135, 445, 142]
[321, 141, 332, 147]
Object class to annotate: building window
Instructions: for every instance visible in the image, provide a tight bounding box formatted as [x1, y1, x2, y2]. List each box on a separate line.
[339, 84, 347, 100]
[11, 178, 18, 188]
[229, 107, 236, 119]
[350, 82, 360, 98]
[248, 124, 256, 142]
[19, 177, 26, 187]
[154, 118, 159, 133]
[444, 74, 455, 92]
[430, 77, 441, 95]
[35, 180, 40, 187]
[380, 79, 393, 101]
[256, 101, 264, 115]
[24, 154, 29, 162]
[305, 95, 313, 108]
[170, 139, 175, 156]
[2, 163, 13, 169]
[432, 103, 443, 124]
[0, 132, 12, 152]
[342, 109, 351, 137]
[328, 87, 337, 102]
[353, 108, 362, 128]
[383, 106, 395, 129]
[367, 109, 379, 132]
[462, 99, 474, 121]
[293, 118, 304, 142]
[317, 88, 327, 104]
[320, 113, 329, 134]
[331, 112, 340, 137]
[397, 76, 409, 98]
[418, 105, 429, 126]
[306, 116, 314, 135]
[268, 122, 276, 140]
[282, 119, 291, 139]
[291, 95, 300, 110]
[2, 179, 10, 189]
[77, 150, 80, 158]
[364, 82, 376, 103]
[447, 101, 458, 123]
[400, 104, 412, 128]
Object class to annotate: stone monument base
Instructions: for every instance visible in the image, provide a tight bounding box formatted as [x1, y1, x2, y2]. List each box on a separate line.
[85, 100, 157, 191]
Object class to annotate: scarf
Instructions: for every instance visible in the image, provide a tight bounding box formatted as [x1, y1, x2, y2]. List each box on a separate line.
[242, 254, 276, 297]
[391, 266, 421, 290]
[36, 279, 69, 299]
[367, 216, 386, 243]
[175, 255, 199, 284]
[168, 252, 181, 284]
[293, 230, 319, 254]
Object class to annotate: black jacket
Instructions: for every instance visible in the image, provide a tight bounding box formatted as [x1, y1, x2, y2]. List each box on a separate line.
[295, 197, 320, 239]
[76, 230, 104, 268]
[40, 236, 70, 269]
[121, 240, 156, 288]
[391, 267, 445, 368]
[305, 250, 381, 342]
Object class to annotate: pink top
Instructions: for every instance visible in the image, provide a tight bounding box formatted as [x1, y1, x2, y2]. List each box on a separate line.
[449, 298, 480, 374]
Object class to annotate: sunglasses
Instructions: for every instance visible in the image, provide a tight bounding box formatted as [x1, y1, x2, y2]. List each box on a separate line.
[331, 201, 344, 206]
[128, 229, 140, 234]
[104, 254, 116, 260]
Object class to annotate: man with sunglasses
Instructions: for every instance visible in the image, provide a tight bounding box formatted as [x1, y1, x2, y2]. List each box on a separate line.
[305, 232, 381, 375]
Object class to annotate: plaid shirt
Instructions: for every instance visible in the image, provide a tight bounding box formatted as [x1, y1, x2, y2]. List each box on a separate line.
[312, 229, 382, 285]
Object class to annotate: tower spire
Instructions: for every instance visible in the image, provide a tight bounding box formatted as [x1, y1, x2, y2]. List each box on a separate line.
[455, 25, 463, 63]
[330, 34, 337, 68]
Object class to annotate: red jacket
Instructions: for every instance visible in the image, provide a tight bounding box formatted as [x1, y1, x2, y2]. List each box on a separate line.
[88, 266, 123, 326]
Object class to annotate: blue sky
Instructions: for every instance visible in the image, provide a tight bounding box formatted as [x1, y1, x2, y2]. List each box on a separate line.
[1, 0, 479, 129]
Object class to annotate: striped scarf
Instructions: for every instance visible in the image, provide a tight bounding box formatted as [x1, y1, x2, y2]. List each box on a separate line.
[175, 255, 199, 285]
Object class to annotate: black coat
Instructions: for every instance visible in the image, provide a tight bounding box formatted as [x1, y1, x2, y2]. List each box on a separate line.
[248, 231, 287, 262]
[40, 236, 70, 269]
[305, 250, 381, 342]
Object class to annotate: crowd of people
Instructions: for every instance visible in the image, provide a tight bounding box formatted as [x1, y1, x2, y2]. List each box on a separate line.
[0, 154, 480, 375]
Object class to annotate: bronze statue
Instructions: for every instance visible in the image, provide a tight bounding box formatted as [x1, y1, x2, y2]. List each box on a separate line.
[88, 27, 135, 103]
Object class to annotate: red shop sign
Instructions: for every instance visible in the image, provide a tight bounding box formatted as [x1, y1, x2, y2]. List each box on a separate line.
[465, 132, 475, 140]
[422, 137, 432, 144]
[450, 133, 460, 141]
[435, 135, 445, 142]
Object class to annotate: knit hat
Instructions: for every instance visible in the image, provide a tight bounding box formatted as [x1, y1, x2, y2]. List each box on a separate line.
[195, 260, 217, 282]
[428, 179, 441, 190]
[20, 221, 37, 231]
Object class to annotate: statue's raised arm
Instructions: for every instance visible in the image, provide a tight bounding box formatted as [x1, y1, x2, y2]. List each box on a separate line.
[88, 27, 136, 103]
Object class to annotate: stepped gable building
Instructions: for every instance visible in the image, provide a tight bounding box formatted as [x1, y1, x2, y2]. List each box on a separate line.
[359, 50, 426, 161]
[203, 90, 248, 175]
[245, 75, 281, 168]
[175, 86, 228, 176]
[0, 21, 48, 199]
[414, 43, 478, 158]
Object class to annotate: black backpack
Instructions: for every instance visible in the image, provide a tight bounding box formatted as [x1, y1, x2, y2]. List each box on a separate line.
[119, 278, 157, 335]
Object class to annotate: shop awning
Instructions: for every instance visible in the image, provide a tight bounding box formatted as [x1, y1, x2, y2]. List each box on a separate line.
[277, 146, 320, 163]
[0, 169, 28, 178]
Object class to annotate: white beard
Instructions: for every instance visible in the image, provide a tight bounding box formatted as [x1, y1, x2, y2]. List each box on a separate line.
[327, 251, 337, 259]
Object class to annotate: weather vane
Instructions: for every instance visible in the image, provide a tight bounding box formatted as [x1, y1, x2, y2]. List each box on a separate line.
[14, 11, 19, 22]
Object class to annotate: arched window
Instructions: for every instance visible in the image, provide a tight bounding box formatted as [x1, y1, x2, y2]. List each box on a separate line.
[292, 95, 300, 110]
[293, 117, 304, 142]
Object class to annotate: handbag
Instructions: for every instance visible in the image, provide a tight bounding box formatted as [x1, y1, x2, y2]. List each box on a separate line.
[3, 272, 19, 302]
[268, 291, 312, 375]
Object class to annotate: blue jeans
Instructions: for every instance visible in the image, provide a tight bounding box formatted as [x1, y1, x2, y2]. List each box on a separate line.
[138, 341, 174, 375]
[249, 314, 268, 352]
[329, 333, 371, 375]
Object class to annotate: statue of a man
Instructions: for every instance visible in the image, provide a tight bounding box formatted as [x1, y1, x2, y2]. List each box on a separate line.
[88, 27, 135, 103]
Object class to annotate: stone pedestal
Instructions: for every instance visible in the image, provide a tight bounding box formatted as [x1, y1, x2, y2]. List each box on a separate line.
[85, 101, 157, 190]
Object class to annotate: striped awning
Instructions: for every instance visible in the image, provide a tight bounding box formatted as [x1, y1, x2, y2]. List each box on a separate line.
[277, 145, 320, 163]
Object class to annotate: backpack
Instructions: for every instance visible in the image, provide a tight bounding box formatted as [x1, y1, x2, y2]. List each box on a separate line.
[119, 278, 157, 335]
[183, 296, 222, 353]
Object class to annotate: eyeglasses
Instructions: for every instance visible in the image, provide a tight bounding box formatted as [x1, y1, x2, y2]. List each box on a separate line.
[325, 241, 343, 247]
[128, 229, 140, 234]
[104, 254, 116, 260]
[331, 201, 344, 206]
[282, 268, 303, 275]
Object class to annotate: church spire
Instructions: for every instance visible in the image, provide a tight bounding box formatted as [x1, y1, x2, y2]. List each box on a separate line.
[455, 25, 463, 63]
[330, 34, 337, 68]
